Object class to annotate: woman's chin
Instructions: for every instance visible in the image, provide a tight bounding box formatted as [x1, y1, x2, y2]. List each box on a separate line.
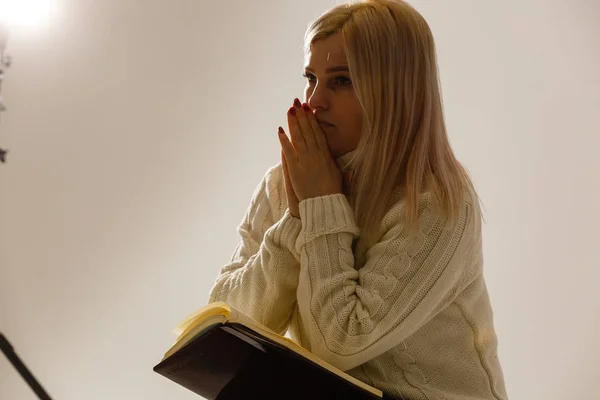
[329, 148, 344, 158]
[323, 140, 338, 156]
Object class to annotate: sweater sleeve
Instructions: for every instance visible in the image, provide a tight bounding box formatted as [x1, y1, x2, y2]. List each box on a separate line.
[208, 165, 302, 335]
[294, 192, 479, 371]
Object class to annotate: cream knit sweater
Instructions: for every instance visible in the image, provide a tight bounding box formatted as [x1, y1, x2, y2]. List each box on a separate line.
[208, 152, 508, 400]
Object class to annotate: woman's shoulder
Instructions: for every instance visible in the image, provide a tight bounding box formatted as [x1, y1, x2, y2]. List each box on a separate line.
[263, 163, 284, 191]
[251, 163, 287, 220]
[382, 189, 481, 235]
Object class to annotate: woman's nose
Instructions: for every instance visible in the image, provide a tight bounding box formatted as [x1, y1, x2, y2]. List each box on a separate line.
[307, 85, 329, 111]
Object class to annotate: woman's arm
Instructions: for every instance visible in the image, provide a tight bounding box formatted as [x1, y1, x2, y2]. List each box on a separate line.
[294, 192, 481, 371]
[208, 165, 302, 335]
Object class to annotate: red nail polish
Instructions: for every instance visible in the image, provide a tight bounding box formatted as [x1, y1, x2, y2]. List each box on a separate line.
[293, 98, 302, 108]
[289, 106, 296, 116]
[302, 103, 311, 112]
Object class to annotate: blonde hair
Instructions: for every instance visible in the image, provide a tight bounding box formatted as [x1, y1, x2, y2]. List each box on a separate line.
[304, 0, 481, 268]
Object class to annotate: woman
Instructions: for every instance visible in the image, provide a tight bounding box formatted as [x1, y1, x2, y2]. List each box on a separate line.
[209, 0, 507, 398]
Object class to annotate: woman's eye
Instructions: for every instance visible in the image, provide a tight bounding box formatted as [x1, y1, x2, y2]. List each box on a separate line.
[303, 73, 316, 83]
[302, 73, 351, 87]
[333, 76, 351, 86]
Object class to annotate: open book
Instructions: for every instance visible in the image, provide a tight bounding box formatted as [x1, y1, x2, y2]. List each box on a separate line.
[154, 302, 383, 399]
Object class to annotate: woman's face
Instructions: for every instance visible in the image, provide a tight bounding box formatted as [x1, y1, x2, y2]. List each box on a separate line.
[303, 33, 363, 157]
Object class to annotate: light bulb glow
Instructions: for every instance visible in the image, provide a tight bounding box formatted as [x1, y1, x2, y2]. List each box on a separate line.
[0, 0, 56, 28]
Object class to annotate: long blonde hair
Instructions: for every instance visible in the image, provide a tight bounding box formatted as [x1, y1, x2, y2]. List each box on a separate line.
[304, 0, 481, 268]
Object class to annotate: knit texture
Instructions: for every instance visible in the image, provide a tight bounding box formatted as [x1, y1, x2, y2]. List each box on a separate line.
[208, 154, 508, 400]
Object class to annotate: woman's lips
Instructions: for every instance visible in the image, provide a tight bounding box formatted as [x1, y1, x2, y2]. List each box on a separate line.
[318, 120, 334, 128]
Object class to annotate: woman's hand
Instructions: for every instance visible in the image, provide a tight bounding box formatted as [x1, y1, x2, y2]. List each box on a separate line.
[278, 99, 343, 203]
[281, 149, 300, 218]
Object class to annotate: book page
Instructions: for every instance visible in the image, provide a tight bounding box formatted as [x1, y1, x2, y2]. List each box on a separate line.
[163, 302, 383, 397]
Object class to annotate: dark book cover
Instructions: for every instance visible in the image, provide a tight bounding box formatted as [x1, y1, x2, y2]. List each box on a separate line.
[153, 323, 382, 399]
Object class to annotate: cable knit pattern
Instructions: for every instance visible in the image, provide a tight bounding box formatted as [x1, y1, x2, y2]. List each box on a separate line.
[208, 164, 302, 335]
[208, 155, 508, 400]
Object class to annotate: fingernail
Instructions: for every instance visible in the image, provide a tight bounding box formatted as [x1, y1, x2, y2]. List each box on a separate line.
[293, 98, 302, 108]
[289, 106, 296, 116]
[302, 103, 311, 112]
[278, 126, 284, 134]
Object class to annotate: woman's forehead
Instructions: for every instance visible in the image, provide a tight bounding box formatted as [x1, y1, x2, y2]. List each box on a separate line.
[305, 35, 347, 68]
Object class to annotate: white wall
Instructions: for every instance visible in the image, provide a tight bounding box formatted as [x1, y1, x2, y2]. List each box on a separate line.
[0, 1, 598, 399]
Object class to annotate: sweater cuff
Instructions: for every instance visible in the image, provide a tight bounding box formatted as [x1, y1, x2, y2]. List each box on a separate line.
[265, 209, 302, 255]
[296, 194, 360, 253]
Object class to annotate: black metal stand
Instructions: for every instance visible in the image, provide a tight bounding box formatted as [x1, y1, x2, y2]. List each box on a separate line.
[0, 332, 53, 400]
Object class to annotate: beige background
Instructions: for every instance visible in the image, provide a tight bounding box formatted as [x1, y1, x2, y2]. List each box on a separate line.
[1, 1, 599, 399]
